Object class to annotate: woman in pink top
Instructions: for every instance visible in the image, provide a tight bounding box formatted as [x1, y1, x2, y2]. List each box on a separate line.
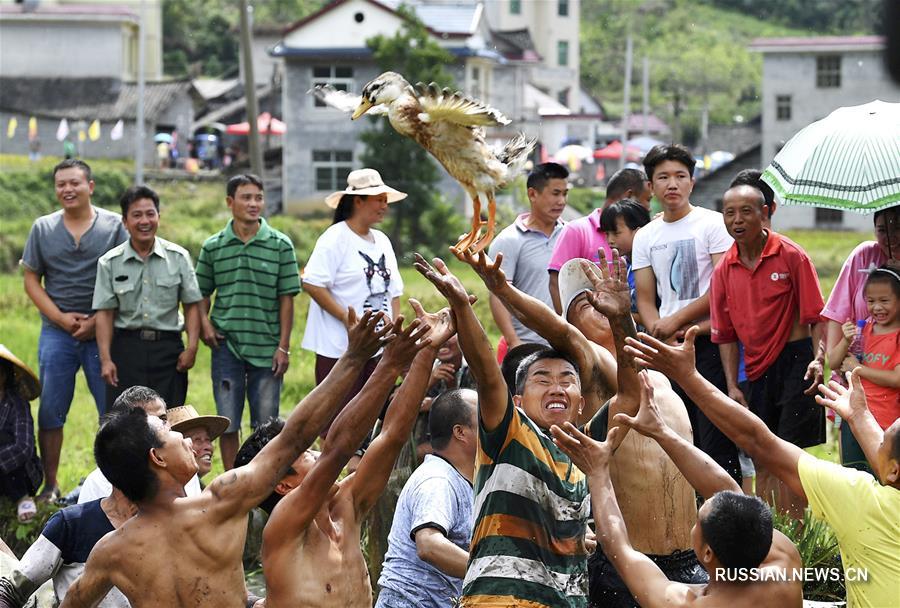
[822, 207, 900, 352]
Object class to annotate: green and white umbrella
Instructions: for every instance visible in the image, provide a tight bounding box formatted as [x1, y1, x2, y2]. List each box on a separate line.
[762, 99, 900, 214]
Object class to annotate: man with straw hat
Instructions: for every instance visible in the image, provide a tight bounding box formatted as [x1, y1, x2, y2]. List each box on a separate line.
[167, 405, 229, 481]
[0, 345, 42, 523]
[302, 169, 406, 445]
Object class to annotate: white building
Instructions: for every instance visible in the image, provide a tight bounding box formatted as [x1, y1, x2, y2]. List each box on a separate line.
[750, 35, 900, 231]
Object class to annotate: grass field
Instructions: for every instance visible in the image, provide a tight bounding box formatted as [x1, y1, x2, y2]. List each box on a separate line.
[1, 226, 864, 490]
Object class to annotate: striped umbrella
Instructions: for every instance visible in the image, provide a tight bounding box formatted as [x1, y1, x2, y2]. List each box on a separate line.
[762, 99, 900, 214]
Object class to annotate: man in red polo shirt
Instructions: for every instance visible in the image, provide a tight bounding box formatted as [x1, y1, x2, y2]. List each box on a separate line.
[710, 184, 825, 518]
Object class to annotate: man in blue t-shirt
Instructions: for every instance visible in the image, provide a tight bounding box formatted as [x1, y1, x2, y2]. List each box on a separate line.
[376, 389, 477, 608]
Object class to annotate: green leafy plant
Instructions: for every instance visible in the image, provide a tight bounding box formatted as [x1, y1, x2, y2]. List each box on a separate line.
[771, 507, 845, 602]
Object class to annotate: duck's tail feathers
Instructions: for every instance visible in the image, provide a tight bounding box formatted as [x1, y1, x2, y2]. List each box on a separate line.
[498, 133, 537, 178]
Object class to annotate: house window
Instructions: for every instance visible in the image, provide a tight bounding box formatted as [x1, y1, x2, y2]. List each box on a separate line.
[312, 66, 354, 107]
[776, 95, 791, 121]
[558, 0, 569, 16]
[815, 207, 843, 227]
[313, 150, 353, 191]
[510, 0, 521, 14]
[471, 66, 481, 98]
[557, 40, 569, 67]
[816, 55, 841, 88]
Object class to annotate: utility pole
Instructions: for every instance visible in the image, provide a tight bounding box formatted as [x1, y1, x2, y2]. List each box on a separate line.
[619, 33, 633, 169]
[135, 0, 146, 183]
[642, 56, 650, 138]
[240, 0, 264, 179]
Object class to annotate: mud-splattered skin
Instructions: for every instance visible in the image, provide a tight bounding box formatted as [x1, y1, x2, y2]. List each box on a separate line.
[263, 478, 373, 608]
[62, 480, 253, 608]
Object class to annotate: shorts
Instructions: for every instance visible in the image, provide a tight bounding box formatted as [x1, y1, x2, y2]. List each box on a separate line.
[374, 587, 423, 608]
[211, 344, 281, 434]
[37, 322, 106, 429]
[747, 338, 825, 449]
[840, 422, 874, 474]
[589, 547, 707, 607]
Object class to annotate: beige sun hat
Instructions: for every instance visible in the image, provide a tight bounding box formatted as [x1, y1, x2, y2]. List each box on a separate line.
[167, 405, 230, 441]
[558, 258, 597, 320]
[0, 344, 41, 401]
[324, 168, 408, 208]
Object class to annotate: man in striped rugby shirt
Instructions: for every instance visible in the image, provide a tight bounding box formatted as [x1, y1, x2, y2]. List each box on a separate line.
[414, 253, 639, 608]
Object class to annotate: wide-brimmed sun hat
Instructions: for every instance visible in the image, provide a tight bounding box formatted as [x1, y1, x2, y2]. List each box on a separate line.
[0, 344, 41, 401]
[325, 168, 408, 208]
[167, 405, 230, 441]
[558, 258, 596, 319]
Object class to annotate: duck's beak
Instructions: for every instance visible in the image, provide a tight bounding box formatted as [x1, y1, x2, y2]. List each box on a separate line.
[351, 99, 373, 120]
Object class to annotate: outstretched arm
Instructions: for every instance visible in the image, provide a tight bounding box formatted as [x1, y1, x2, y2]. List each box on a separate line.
[414, 254, 508, 432]
[816, 369, 885, 474]
[265, 316, 432, 538]
[624, 327, 807, 501]
[551, 423, 690, 608]
[207, 309, 393, 518]
[350, 302, 456, 517]
[577, 254, 641, 428]
[614, 373, 741, 499]
[58, 537, 115, 608]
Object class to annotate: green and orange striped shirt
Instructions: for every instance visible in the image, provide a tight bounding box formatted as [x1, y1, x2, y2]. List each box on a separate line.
[461, 400, 608, 608]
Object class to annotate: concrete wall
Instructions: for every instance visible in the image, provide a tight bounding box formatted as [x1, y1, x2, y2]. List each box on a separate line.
[759, 48, 900, 230]
[0, 20, 131, 79]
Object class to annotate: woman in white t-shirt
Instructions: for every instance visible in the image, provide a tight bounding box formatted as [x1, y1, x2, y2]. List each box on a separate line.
[301, 169, 406, 431]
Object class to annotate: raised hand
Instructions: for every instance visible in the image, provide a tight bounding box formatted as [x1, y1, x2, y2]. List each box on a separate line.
[457, 250, 508, 293]
[345, 307, 394, 361]
[413, 254, 475, 309]
[623, 326, 700, 382]
[409, 298, 456, 348]
[579, 248, 631, 319]
[612, 371, 668, 439]
[381, 315, 433, 369]
[816, 369, 869, 421]
[550, 422, 622, 477]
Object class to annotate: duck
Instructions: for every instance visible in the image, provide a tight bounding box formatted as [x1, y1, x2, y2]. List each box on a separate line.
[311, 71, 535, 253]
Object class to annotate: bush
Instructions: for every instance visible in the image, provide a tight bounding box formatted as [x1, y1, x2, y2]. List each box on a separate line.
[0, 499, 59, 557]
[772, 507, 845, 602]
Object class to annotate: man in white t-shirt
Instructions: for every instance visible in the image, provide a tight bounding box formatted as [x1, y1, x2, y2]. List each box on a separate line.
[78, 386, 201, 503]
[631, 143, 740, 482]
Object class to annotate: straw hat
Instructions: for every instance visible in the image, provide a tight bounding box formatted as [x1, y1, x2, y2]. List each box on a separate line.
[0, 344, 41, 401]
[167, 405, 230, 440]
[324, 168, 408, 208]
[558, 258, 596, 319]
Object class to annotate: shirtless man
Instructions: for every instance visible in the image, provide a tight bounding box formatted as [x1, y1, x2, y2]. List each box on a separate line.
[460, 249, 702, 606]
[251, 301, 453, 608]
[551, 373, 802, 608]
[59, 310, 392, 608]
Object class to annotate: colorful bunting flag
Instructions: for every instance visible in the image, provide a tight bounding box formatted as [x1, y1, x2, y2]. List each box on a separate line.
[88, 120, 101, 141]
[56, 119, 70, 141]
[6, 118, 17, 139]
[28, 117, 38, 140]
[110, 119, 124, 141]
[78, 128, 86, 143]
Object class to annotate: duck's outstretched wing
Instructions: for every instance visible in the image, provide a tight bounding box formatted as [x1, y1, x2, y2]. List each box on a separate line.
[414, 82, 511, 128]
[308, 84, 389, 115]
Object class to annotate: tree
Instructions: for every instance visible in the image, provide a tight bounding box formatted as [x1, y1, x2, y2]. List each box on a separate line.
[360, 8, 466, 260]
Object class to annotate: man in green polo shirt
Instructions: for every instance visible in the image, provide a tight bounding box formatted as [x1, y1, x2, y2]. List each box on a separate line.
[93, 185, 202, 407]
[196, 174, 301, 469]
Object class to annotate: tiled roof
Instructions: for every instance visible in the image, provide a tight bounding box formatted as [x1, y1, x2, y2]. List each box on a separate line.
[491, 28, 541, 61]
[0, 78, 193, 121]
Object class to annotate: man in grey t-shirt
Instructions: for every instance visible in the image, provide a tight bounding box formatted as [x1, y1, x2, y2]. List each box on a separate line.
[21, 159, 127, 501]
[488, 163, 568, 350]
[376, 389, 477, 608]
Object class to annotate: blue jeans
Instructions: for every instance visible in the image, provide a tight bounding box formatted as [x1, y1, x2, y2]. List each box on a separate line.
[374, 587, 423, 608]
[210, 344, 281, 434]
[37, 323, 107, 429]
